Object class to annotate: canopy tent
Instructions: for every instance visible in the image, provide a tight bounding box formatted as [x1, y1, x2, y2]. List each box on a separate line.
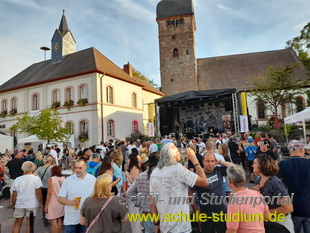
[0, 134, 14, 152]
[284, 107, 310, 143]
[155, 88, 237, 105]
[17, 135, 42, 144]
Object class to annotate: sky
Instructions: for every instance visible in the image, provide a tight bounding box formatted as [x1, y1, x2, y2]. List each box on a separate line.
[0, 0, 309, 87]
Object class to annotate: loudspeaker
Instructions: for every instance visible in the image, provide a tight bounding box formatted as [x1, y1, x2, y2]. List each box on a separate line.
[224, 99, 232, 111]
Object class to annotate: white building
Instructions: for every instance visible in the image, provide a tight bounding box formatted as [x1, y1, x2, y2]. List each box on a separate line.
[0, 12, 163, 148]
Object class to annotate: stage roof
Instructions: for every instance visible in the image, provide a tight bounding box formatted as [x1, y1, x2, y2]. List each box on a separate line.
[155, 88, 237, 105]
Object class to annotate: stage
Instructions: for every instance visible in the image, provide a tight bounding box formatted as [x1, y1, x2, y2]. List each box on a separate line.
[155, 88, 239, 138]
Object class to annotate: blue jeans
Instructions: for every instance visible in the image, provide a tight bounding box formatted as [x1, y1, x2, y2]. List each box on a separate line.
[64, 224, 87, 233]
[292, 216, 310, 233]
[143, 218, 155, 233]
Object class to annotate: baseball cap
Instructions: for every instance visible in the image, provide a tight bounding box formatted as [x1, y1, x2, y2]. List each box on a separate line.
[287, 140, 304, 151]
[248, 138, 253, 143]
[150, 139, 155, 142]
[260, 139, 270, 146]
[137, 139, 141, 142]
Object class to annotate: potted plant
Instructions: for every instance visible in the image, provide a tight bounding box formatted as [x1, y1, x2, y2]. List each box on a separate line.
[51, 101, 61, 109]
[63, 99, 74, 110]
[79, 133, 88, 142]
[0, 110, 7, 118]
[9, 108, 17, 116]
[77, 98, 88, 106]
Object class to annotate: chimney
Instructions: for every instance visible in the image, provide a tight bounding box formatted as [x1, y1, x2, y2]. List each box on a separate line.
[123, 62, 133, 77]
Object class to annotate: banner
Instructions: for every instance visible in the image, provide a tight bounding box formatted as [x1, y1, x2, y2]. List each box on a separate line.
[148, 123, 155, 137]
[240, 92, 248, 115]
[240, 115, 249, 132]
[148, 103, 155, 123]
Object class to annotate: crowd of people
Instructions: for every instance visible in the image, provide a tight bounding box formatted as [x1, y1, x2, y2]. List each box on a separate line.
[0, 132, 309, 233]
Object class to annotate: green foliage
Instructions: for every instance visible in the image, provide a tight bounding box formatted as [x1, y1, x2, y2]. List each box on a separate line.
[51, 101, 61, 109]
[79, 133, 88, 142]
[132, 67, 159, 89]
[306, 90, 310, 107]
[251, 64, 307, 128]
[64, 99, 74, 110]
[286, 22, 310, 72]
[256, 125, 272, 133]
[0, 110, 7, 118]
[9, 108, 17, 116]
[281, 124, 299, 136]
[9, 110, 70, 143]
[77, 98, 88, 106]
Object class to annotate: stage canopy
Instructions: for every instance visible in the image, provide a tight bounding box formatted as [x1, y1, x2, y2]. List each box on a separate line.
[155, 88, 237, 105]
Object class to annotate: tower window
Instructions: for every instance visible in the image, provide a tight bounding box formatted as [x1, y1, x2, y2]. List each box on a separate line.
[171, 79, 174, 82]
[186, 50, 189, 55]
[173, 48, 178, 57]
[172, 35, 175, 40]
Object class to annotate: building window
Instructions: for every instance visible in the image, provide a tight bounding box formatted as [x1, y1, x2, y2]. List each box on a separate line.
[173, 48, 178, 57]
[132, 121, 138, 133]
[52, 89, 60, 103]
[79, 85, 88, 99]
[295, 96, 304, 112]
[107, 120, 114, 137]
[257, 100, 266, 119]
[106, 86, 113, 104]
[131, 92, 137, 108]
[32, 94, 39, 110]
[80, 120, 88, 136]
[65, 87, 73, 101]
[11, 98, 17, 110]
[65, 122, 74, 134]
[2, 99, 7, 112]
[186, 50, 189, 55]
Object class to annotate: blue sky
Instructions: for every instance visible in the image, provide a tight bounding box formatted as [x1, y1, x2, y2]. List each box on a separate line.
[0, 0, 309, 86]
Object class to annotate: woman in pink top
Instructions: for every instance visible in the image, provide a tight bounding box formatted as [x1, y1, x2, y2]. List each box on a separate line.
[226, 165, 270, 233]
[45, 166, 65, 233]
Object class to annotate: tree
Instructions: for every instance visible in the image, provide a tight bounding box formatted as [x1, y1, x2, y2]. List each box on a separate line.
[286, 22, 310, 72]
[132, 67, 160, 89]
[250, 64, 307, 129]
[9, 110, 70, 144]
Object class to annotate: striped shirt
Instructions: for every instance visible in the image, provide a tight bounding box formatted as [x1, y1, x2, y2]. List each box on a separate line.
[127, 171, 151, 213]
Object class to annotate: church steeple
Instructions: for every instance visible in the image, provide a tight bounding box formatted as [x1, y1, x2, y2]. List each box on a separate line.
[51, 10, 76, 63]
[59, 10, 69, 36]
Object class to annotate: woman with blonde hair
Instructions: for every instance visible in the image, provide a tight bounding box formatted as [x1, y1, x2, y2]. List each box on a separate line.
[139, 142, 148, 158]
[80, 174, 128, 233]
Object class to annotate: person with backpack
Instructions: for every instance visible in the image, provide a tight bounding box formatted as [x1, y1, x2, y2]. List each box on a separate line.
[86, 153, 101, 178]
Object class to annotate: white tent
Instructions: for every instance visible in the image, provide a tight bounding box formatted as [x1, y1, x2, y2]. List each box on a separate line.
[0, 134, 14, 152]
[284, 107, 310, 143]
[17, 135, 42, 144]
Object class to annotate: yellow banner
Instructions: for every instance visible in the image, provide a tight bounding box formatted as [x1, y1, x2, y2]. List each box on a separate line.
[148, 103, 155, 123]
[240, 92, 248, 115]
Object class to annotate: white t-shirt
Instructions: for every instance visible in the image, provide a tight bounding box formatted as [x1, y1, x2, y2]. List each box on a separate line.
[198, 142, 205, 154]
[127, 144, 137, 154]
[150, 164, 197, 233]
[49, 149, 59, 166]
[96, 145, 106, 159]
[149, 143, 158, 153]
[11, 174, 43, 208]
[214, 152, 225, 167]
[58, 173, 96, 225]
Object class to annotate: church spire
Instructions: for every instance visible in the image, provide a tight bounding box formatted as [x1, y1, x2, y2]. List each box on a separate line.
[51, 10, 76, 63]
[58, 10, 69, 36]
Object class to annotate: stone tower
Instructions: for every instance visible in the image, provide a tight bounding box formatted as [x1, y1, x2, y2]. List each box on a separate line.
[156, 0, 197, 96]
[51, 10, 76, 63]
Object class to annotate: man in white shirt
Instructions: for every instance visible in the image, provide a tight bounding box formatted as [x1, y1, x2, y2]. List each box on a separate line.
[96, 141, 106, 159]
[150, 143, 208, 233]
[148, 139, 158, 155]
[58, 158, 96, 233]
[198, 137, 206, 154]
[11, 161, 43, 233]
